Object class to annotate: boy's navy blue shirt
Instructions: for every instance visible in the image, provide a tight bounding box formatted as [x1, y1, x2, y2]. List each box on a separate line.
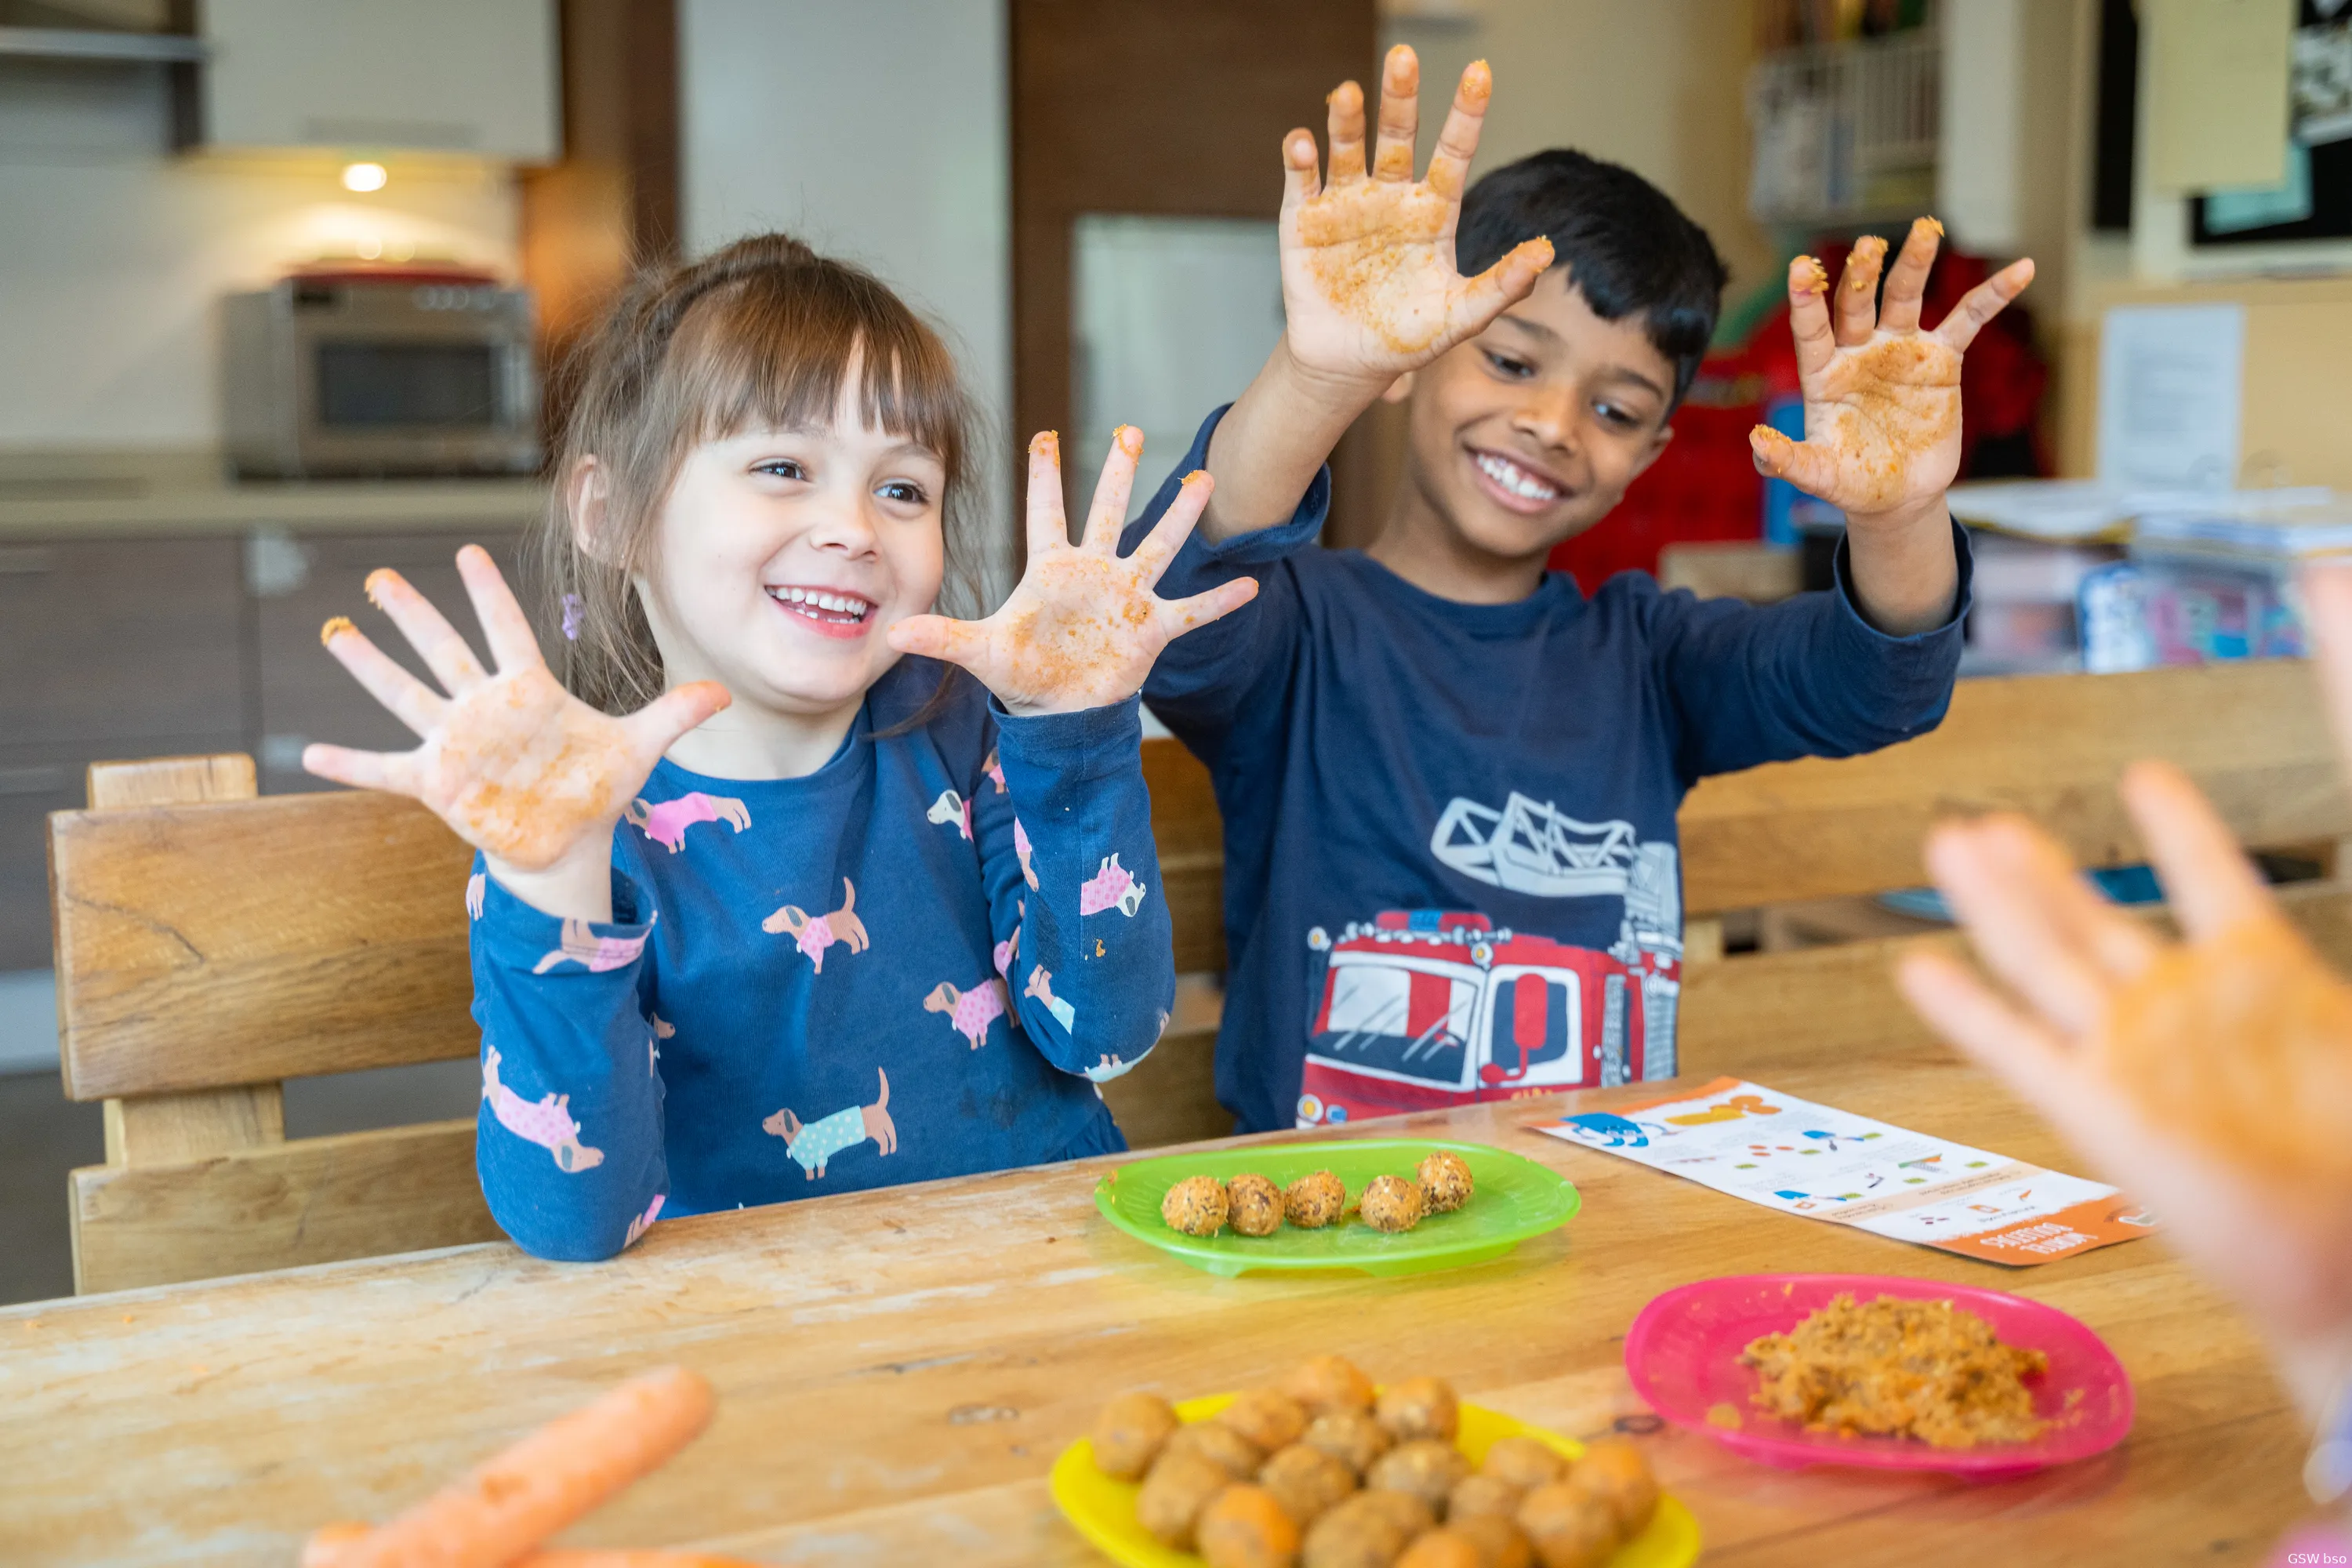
[466, 660, 1171, 1261]
[1125, 408, 1972, 1135]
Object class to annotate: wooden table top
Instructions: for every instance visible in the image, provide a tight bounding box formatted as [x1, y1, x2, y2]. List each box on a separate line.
[1, 1042, 2320, 1566]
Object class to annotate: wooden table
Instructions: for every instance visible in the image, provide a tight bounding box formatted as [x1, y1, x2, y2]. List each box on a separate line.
[0, 1042, 2319, 1566]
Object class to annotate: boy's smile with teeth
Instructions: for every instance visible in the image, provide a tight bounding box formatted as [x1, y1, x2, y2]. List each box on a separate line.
[1470, 448, 1564, 509]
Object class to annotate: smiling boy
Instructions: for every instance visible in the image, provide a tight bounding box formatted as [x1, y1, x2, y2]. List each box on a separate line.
[1120, 48, 2034, 1134]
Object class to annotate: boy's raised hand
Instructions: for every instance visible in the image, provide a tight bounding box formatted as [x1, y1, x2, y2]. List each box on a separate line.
[887, 428, 1258, 716]
[1278, 45, 1554, 387]
[304, 546, 729, 911]
[1752, 219, 2034, 524]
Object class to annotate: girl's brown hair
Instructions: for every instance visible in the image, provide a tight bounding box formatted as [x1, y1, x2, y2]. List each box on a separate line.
[535, 233, 987, 714]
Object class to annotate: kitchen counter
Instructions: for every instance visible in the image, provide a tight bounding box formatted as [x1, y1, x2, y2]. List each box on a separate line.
[0, 448, 545, 537]
[0, 1045, 2308, 1567]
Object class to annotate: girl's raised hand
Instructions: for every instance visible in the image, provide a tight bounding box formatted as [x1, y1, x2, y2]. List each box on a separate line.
[1277, 45, 1553, 386]
[1751, 219, 2035, 524]
[304, 546, 730, 886]
[886, 428, 1258, 716]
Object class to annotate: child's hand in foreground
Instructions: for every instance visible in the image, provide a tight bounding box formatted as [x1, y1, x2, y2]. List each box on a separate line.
[887, 428, 1258, 715]
[1275, 45, 1553, 391]
[305, 546, 729, 916]
[1751, 219, 2034, 525]
[1900, 764, 2352, 1363]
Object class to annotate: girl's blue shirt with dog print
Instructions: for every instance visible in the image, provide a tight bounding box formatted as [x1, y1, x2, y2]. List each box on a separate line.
[467, 660, 1167, 1261]
[1123, 407, 1973, 1138]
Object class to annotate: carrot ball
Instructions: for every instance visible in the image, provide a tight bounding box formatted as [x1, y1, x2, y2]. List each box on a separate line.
[1397, 1528, 1483, 1568]
[1162, 1174, 1230, 1236]
[1302, 1408, 1394, 1476]
[1417, 1151, 1475, 1214]
[1515, 1480, 1620, 1568]
[1567, 1439, 1657, 1537]
[1280, 1354, 1377, 1417]
[1367, 1439, 1472, 1517]
[1284, 1169, 1349, 1229]
[1260, 1443, 1359, 1530]
[1198, 1483, 1302, 1568]
[1091, 1391, 1180, 1479]
[1229, 1173, 1285, 1236]
[1218, 1388, 1309, 1453]
[1478, 1436, 1564, 1492]
[1446, 1472, 1524, 1523]
[1450, 1514, 1537, 1568]
[1137, 1450, 1232, 1550]
[1360, 1174, 1426, 1233]
[1167, 1419, 1266, 1479]
[1377, 1375, 1460, 1443]
[1303, 1490, 1425, 1568]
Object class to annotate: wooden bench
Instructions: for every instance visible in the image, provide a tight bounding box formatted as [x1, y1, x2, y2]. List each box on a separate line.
[1105, 658, 2352, 1134]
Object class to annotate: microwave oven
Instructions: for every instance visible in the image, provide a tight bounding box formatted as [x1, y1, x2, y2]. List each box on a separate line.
[222, 272, 541, 478]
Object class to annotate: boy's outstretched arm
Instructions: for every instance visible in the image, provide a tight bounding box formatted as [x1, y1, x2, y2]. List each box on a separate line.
[1201, 45, 1553, 540]
[1753, 221, 2034, 636]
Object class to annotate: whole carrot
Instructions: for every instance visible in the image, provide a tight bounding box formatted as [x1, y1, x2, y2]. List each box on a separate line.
[328, 1366, 716, 1568]
[307, 1529, 764, 1568]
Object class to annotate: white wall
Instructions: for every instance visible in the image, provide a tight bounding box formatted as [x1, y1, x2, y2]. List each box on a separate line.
[0, 61, 521, 451]
[1384, 3, 1774, 308]
[680, 0, 1011, 550]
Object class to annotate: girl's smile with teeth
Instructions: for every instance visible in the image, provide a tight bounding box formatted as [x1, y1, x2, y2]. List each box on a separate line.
[767, 583, 877, 637]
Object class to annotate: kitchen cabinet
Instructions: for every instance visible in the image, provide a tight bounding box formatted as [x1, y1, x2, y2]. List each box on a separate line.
[0, 521, 543, 971]
[200, 0, 559, 162]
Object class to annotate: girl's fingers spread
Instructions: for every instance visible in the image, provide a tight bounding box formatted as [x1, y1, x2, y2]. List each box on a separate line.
[363, 566, 488, 694]
[1281, 129, 1322, 207]
[1025, 430, 1070, 557]
[1784, 255, 1836, 381]
[1080, 426, 1142, 550]
[1160, 575, 1260, 638]
[1925, 817, 2121, 1033]
[1371, 43, 1420, 182]
[1422, 59, 1492, 201]
[453, 544, 549, 675]
[301, 742, 416, 796]
[1324, 78, 1367, 185]
[2301, 561, 2352, 768]
[1876, 215, 1944, 332]
[321, 619, 448, 737]
[1831, 234, 1888, 347]
[884, 612, 985, 669]
[1933, 257, 2035, 354]
[1125, 471, 1214, 586]
[2119, 757, 2278, 941]
[626, 680, 732, 758]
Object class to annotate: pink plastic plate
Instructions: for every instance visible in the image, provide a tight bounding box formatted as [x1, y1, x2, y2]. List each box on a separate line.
[1624, 1272, 2133, 1479]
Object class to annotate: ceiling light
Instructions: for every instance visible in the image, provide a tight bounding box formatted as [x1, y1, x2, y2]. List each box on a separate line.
[341, 162, 388, 194]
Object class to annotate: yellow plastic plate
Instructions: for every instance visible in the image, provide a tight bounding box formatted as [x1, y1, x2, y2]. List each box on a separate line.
[1049, 1393, 1702, 1567]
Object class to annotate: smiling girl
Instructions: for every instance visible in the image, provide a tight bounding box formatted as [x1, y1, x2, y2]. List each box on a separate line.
[305, 235, 1254, 1259]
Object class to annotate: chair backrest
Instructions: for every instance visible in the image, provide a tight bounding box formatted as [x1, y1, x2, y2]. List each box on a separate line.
[1107, 659, 2352, 1136]
[50, 756, 498, 1294]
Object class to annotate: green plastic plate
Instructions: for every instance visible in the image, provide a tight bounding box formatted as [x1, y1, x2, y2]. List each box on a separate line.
[1092, 1138, 1580, 1278]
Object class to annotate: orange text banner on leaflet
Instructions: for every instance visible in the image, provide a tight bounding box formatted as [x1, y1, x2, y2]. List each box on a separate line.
[1528, 1076, 2154, 1266]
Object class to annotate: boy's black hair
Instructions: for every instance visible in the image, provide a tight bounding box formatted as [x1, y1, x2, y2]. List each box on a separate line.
[1457, 149, 1728, 407]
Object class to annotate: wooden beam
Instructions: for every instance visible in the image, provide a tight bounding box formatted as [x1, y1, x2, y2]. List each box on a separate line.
[53, 789, 477, 1101]
[69, 1120, 499, 1296]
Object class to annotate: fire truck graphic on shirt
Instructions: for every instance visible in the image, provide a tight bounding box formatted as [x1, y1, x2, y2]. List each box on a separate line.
[1294, 793, 1683, 1130]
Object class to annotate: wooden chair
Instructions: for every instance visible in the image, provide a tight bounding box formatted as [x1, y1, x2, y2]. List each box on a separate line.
[1105, 659, 2352, 1138]
[50, 755, 496, 1294]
